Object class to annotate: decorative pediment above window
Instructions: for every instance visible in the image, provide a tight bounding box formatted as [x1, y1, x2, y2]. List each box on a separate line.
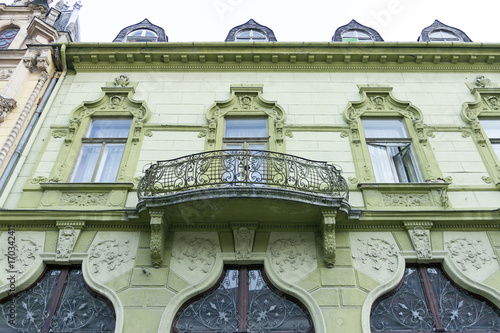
[462, 77, 500, 123]
[204, 84, 286, 151]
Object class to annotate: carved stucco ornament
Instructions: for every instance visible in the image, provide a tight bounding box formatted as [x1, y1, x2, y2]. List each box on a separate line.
[114, 74, 130, 87]
[267, 232, 317, 284]
[444, 232, 499, 281]
[405, 222, 433, 259]
[170, 232, 220, 285]
[322, 210, 337, 268]
[0, 232, 45, 284]
[205, 85, 286, 150]
[231, 223, 257, 260]
[350, 232, 399, 284]
[88, 238, 136, 274]
[0, 96, 17, 123]
[55, 221, 84, 261]
[149, 210, 166, 268]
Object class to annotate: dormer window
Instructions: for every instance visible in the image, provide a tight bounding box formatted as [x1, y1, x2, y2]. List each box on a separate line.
[332, 20, 383, 42]
[429, 29, 461, 42]
[342, 29, 373, 42]
[225, 19, 277, 42]
[418, 20, 471, 42]
[126, 29, 158, 42]
[235, 29, 267, 42]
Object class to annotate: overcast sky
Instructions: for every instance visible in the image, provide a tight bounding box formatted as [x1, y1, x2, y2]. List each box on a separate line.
[19, 0, 500, 43]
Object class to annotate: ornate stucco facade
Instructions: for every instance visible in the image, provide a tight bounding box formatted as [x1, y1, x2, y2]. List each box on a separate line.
[2, 24, 500, 332]
[0, 0, 80, 192]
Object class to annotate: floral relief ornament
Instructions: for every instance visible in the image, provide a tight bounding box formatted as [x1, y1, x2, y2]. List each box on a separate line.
[446, 237, 497, 271]
[1, 239, 40, 274]
[269, 238, 311, 273]
[352, 237, 398, 272]
[88, 239, 135, 273]
[171, 237, 217, 273]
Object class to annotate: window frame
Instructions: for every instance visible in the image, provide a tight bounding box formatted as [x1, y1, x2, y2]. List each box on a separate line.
[205, 85, 286, 153]
[172, 265, 314, 333]
[126, 29, 159, 42]
[0, 266, 116, 333]
[362, 118, 424, 183]
[342, 29, 373, 42]
[235, 28, 268, 42]
[0, 27, 19, 49]
[69, 117, 133, 183]
[370, 264, 500, 332]
[344, 86, 441, 184]
[429, 29, 462, 42]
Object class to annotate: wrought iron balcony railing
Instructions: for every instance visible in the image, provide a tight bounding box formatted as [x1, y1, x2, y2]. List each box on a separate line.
[137, 149, 349, 200]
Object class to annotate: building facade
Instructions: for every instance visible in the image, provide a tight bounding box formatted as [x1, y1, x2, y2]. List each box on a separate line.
[1, 19, 500, 333]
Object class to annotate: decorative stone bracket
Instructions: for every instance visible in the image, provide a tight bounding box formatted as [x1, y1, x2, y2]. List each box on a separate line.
[231, 222, 257, 260]
[0, 96, 17, 123]
[404, 222, 433, 260]
[322, 210, 337, 268]
[55, 220, 85, 261]
[150, 210, 167, 268]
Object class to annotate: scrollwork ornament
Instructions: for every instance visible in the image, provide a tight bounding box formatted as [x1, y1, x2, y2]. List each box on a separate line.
[88, 239, 135, 273]
[475, 75, 492, 88]
[1, 238, 40, 274]
[410, 226, 432, 259]
[113, 74, 130, 87]
[269, 238, 310, 273]
[446, 237, 497, 271]
[30, 176, 47, 184]
[352, 237, 397, 272]
[52, 129, 67, 138]
[172, 237, 217, 273]
[56, 226, 77, 260]
[233, 227, 254, 260]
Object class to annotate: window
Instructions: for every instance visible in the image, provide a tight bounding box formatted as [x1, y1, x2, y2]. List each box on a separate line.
[362, 119, 424, 183]
[224, 118, 268, 150]
[429, 29, 461, 42]
[371, 265, 500, 332]
[0, 28, 19, 49]
[173, 266, 313, 332]
[0, 267, 115, 333]
[342, 29, 373, 42]
[70, 118, 132, 182]
[480, 119, 500, 160]
[126, 29, 158, 42]
[235, 29, 268, 42]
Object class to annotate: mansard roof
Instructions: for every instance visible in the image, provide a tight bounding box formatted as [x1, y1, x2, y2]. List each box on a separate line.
[332, 19, 384, 42]
[418, 20, 472, 42]
[112, 18, 168, 42]
[225, 19, 277, 42]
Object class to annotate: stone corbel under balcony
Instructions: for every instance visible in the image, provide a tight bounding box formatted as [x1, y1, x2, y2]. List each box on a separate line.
[149, 209, 166, 268]
[322, 210, 337, 268]
[358, 182, 450, 210]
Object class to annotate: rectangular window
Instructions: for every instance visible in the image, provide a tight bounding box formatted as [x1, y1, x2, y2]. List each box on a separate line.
[70, 118, 132, 182]
[224, 118, 268, 150]
[362, 119, 424, 183]
[480, 119, 500, 160]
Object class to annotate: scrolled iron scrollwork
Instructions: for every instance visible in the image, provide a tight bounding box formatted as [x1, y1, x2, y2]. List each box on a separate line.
[138, 149, 349, 200]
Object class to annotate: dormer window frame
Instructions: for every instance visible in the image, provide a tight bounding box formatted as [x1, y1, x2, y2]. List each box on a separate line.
[126, 28, 159, 42]
[235, 28, 268, 42]
[225, 19, 277, 42]
[332, 20, 383, 42]
[418, 20, 472, 42]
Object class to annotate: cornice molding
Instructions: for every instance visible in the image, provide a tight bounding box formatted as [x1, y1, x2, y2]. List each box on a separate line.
[60, 42, 500, 72]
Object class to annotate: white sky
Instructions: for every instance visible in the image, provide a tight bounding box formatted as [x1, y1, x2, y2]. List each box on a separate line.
[15, 0, 500, 43]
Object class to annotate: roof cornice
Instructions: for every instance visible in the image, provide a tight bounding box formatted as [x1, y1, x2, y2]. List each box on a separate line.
[58, 42, 500, 72]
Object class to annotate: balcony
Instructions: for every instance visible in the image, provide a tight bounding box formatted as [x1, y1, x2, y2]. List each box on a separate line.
[137, 150, 355, 223]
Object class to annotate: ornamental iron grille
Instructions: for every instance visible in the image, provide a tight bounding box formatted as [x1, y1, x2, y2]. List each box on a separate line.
[0, 267, 115, 333]
[138, 150, 348, 200]
[371, 265, 500, 332]
[173, 266, 314, 333]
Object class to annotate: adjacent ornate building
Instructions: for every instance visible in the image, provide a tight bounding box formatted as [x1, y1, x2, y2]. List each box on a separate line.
[0, 0, 80, 194]
[1, 17, 500, 333]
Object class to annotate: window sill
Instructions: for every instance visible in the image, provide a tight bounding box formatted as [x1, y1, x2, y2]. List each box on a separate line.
[35, 182, 134, 209]
[357, 182, 450, 210]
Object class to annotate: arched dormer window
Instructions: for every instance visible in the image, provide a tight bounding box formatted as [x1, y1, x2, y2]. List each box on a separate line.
[429, 29, 461, 42]
[112, 18, 167, 42]
[0, 27, 19, 49]
[225, 19, 277, 42]
[332, 20, 383, 42]
[235, 28, 268, 42]
[173, 266, 314, 332]
[126, 29, 158, 42]
[342, 29, 373, 42]
[418, 20, 472, 42]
